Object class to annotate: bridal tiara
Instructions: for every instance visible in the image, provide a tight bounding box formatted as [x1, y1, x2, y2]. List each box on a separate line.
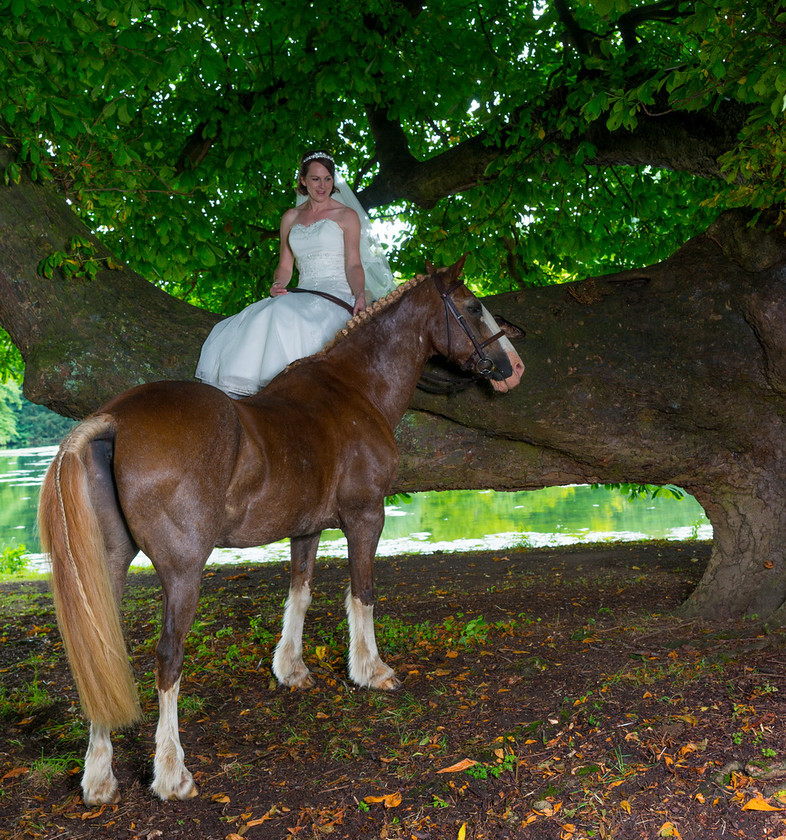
[301, 151, 334, 165]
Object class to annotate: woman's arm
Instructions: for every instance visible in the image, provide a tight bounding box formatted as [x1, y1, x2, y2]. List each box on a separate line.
[271, 209, 298, 296]
[340, 208, 367, 314]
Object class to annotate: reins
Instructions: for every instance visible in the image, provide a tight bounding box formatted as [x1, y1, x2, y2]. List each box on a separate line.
[293, 273, 507, 393]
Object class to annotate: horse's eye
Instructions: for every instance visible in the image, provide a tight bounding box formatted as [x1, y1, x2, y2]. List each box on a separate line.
[466, 301, 482, 316]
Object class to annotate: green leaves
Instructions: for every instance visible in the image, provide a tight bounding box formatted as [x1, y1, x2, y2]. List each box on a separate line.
[37, 237, 118, 281]
[0, 0, 782, 319]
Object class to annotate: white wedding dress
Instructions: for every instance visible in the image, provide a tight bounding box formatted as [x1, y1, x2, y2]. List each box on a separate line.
[195, 218, 356, 396]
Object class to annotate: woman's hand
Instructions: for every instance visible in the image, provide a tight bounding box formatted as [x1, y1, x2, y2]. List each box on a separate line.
[353, 290, 367, 315]
[270, 282, 288, 297]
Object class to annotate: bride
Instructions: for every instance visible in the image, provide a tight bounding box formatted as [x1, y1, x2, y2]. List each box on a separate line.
[195, 150, 395, 397]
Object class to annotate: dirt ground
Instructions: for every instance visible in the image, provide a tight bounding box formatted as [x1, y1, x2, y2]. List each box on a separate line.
[3, 541, 786, 840]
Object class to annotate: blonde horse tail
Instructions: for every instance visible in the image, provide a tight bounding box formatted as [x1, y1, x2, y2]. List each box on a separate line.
[38, 415, 141, 730]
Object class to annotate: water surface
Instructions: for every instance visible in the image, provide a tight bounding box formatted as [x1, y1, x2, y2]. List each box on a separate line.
[0, 446, 712, 573]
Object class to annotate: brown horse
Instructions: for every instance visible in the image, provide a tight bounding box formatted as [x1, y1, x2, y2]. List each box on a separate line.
[38, 258, 524, 806]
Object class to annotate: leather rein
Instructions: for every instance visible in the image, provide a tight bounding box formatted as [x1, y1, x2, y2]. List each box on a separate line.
[289, 277, 507, 387]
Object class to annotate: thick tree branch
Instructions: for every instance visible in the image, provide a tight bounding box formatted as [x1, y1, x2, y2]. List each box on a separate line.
[358, 96, 749, 210]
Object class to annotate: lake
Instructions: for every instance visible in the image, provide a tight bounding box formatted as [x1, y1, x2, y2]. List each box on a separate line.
[0, 446, 712, 574]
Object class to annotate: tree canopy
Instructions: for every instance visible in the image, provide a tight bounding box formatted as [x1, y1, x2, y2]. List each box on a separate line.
[1, 0, 783, 372]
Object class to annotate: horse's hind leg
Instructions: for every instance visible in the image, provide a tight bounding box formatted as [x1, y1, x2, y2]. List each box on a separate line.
[83, 723, 119, 805]
[150, 562, 204, 801]
[272, 532, 320, 688]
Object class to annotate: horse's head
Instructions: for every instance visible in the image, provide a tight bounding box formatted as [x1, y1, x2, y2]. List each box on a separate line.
[426, 257, 524, 392]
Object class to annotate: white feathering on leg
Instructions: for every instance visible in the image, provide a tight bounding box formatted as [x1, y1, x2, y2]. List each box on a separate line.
[82, 722, 120, 806]
[272, 583, 314, 687]
[151, 678, 197, 801]
[345, 588, 400, 690]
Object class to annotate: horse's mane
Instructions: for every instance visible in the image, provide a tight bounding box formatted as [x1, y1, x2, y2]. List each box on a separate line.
[289, 273, 430, 367]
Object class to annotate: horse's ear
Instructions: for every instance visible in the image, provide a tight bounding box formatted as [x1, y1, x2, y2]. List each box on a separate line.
[424, 260, 436, 274]
[446, 253, 468, 282]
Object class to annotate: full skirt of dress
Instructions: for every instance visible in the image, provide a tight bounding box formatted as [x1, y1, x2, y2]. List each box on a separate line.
[194, 291, 352, 396]
[195, 218, 355, 396]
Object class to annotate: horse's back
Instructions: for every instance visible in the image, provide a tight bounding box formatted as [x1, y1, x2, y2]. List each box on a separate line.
[99, 380, 239, 451]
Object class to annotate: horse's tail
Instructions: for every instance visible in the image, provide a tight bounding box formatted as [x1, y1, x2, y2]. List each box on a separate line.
[38, 415, 141, 730]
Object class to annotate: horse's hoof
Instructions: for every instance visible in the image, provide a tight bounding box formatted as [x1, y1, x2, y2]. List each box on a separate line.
[151, 771, 198, 802]
[83, 778, 121, 806]
[276, 668, 315, 689]
[371, 672, 402, 691]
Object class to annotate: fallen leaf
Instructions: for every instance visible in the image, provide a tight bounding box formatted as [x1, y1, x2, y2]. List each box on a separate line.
[620, 800, 631, 814]
[437, 759, 478, 774]
[659, 822, 682, 838]
[1, 767, 29, 780]
[672, 714, 698, 725]
[742, 796, 783, 811]
[533, 800, 554, 816]
[364, 792, 402, 808]
[457, 823, 467, 840]
[212, 793, 231, 804]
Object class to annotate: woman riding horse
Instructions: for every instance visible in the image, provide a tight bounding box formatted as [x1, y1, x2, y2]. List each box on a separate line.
[39, 257, 524, 805]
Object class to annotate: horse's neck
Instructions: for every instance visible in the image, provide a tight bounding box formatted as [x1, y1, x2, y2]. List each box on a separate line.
[331, 288, 436, 425]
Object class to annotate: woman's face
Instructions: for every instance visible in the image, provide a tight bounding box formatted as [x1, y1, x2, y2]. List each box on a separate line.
[301, 162, 334, 204]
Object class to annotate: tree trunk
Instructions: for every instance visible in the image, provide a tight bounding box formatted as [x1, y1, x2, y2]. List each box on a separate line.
[2, 151, 786, 620]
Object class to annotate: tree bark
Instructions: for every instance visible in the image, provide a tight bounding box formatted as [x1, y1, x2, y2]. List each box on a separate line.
[2, 150, 786, 621]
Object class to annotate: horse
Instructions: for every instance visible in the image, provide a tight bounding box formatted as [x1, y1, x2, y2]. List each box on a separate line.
[38, 256, 524, 806]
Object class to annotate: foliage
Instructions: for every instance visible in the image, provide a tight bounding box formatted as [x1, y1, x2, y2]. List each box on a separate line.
[0, 544, 27, 575]
[0, 382, 76, 448]
[0, 0, 782, 339]
[594, 482, 686, 501]
[0, 330, 24, 384]
[0, 380, 21, 446]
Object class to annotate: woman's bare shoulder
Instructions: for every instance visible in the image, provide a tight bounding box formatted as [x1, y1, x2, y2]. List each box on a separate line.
[334, 204, 360, 230]
[281, 206, 302, 225]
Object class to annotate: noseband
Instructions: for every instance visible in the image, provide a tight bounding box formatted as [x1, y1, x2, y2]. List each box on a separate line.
[431, 274, 505, 378]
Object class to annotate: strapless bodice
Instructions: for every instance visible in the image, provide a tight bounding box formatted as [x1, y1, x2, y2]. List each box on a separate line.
[289, 218, 347, 292]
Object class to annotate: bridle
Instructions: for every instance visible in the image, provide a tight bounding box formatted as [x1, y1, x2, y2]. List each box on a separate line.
[431, 273, 505, 378]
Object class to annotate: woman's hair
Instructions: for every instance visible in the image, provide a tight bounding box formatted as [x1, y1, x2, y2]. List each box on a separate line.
[297, 150, 338, 195]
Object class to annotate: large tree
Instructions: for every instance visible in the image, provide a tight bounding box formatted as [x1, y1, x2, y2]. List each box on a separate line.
[1, 0, 785, 618]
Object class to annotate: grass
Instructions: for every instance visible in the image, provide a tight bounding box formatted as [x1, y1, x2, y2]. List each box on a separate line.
[27, 752, 82, 789]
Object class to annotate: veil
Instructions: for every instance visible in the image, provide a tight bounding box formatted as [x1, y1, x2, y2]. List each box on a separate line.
[296, 175, 396, 302]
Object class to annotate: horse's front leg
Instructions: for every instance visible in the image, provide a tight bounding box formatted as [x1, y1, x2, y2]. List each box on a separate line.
[345, 510, 401, 691]
[151, 572, 202, 801]
[272, 532, 320, 688]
